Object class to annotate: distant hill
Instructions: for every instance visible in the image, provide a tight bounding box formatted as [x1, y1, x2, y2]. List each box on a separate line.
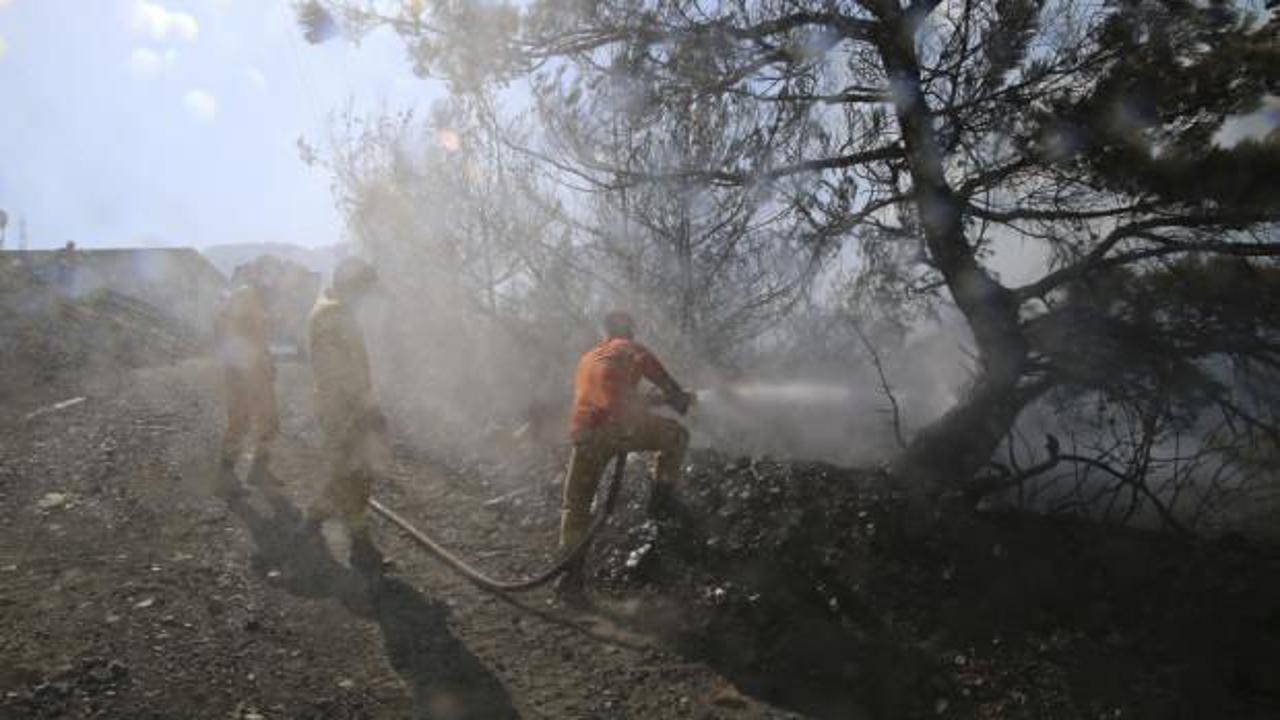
[200, 243, 345, 279]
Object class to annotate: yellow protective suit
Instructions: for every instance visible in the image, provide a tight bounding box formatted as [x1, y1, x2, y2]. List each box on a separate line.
[306, 290, 387, 532]
[560, 413, 689, 549]
[216, 285, 278, 464]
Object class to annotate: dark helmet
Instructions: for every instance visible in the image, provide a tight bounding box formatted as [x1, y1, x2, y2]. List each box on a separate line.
[603, 310, 635, 339]
[333, 256, 378, 297]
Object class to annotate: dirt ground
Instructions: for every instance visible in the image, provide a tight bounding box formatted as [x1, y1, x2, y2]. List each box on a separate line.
[0, 359, 797, 719]
[4, 357, 1280, 719]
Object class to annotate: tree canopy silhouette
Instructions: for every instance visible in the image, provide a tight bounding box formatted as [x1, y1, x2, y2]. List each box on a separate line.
[303, 0, 1280, 514]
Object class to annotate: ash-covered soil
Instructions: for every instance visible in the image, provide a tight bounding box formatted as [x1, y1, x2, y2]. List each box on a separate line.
[583, 456, 1280, 719]
[0, 359, 796, 719]
[3, 355, 1280, 719]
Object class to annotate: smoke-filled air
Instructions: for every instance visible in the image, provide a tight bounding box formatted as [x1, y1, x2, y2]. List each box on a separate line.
[2, 0, 1279, 717]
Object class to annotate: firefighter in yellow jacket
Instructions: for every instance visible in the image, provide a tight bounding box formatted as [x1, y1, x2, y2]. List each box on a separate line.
[305, 257, 389, 562]
[216, 276, 279, 481]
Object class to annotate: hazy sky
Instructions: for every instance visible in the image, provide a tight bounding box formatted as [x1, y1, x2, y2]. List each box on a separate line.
[2, 1, 1271, 255]
[0, 0, 443, 250]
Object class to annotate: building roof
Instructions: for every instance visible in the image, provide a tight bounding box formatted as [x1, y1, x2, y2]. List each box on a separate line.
[2, 247, 227, 288]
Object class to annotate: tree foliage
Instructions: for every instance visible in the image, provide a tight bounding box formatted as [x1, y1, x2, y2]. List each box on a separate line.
[305, 0, 1280, 522]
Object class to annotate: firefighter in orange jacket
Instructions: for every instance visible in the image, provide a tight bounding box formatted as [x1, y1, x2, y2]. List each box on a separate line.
[215, 275, 279, 489]
[557, 311, 694, 600]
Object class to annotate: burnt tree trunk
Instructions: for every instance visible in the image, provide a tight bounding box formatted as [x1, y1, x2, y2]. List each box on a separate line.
[869, 3, 1032, 495]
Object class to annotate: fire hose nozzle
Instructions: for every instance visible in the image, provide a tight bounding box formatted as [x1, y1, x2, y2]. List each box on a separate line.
[643, 388, 702, 410]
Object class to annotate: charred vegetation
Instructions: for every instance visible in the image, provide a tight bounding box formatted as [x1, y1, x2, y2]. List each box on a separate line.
[4, 0, 1280, 716]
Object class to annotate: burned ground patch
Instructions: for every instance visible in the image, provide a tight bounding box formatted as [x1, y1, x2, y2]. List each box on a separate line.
[4, 354, 1280, 719]
[581, 452, 1280, 719]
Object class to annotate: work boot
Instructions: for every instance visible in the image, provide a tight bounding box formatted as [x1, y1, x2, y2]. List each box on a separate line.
[297, 510, 325, 541]
[246, 452, 277, 488]
[213, 461, 243, 498]
[553, 574, 590, 610]
[349, 529, 388, 575]
[552, 561, 590, 610]
[647, 482, 682, 521]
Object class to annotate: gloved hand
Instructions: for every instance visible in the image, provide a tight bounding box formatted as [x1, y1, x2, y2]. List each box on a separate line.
[667, 389, 695, 416]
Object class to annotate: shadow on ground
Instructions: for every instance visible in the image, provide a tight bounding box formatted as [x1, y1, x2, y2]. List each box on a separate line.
[224, 462, 520, 720]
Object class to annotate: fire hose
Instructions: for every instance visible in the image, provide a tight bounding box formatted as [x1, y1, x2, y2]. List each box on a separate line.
[367, 452, 627, 593]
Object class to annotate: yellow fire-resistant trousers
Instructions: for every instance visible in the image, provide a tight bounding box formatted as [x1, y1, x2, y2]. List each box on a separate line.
[310, 420, 389, 533]
[560, 413, 689, 549]
[221, 366, 279, 463]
